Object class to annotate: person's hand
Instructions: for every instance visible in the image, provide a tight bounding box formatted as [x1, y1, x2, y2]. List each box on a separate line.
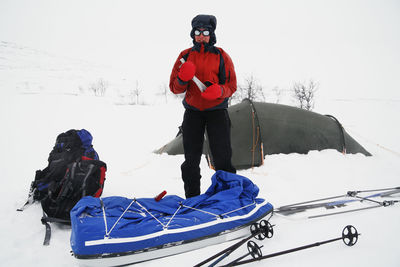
[201, 82, 223, 100]
[178, 61, 196, 82]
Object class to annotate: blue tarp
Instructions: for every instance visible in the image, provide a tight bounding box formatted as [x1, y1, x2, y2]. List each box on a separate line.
[70, 170, 273, 256]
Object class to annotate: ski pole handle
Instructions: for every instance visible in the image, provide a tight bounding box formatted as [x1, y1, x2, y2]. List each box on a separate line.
[179, 58, 206, 92]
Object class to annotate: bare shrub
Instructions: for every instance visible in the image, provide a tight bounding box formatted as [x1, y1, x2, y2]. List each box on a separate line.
[292, 80, 318, 110]
[231, 74, 265, 104]
[130, 80, 142, 105]
[89, 78, 108, 97]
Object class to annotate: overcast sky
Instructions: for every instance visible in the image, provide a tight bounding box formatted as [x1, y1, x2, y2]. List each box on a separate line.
[1, 0, 399, 100]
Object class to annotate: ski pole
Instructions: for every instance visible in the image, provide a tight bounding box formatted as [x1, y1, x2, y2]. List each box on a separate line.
[349, 186, 400, 194]
[206, 222, 271, 267]
[277, 186, 400, 212]
[309, 200, 399, 219]
[204, 220, 272, 267]
[222, 241, 263, 266]
[179, 58, 207, 92]
[222, 225, 359, 266]
[277, 188, 400, 216]
[277, 194, 348, 210]
[194, 219, 273, 267]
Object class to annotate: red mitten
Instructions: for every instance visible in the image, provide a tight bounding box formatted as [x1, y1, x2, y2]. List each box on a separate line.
[178, 61, 196, 82]
[201, 83, 223, 100]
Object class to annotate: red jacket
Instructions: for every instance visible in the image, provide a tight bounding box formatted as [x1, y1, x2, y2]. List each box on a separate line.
[169, 44, 237, 111]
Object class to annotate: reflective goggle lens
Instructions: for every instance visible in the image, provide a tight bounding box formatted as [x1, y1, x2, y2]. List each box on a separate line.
[194, 30, 210, 36]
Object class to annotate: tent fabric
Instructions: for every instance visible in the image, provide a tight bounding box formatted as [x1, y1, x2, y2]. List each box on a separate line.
[155, 99, 371, 169]
[70, 170, 273, 256]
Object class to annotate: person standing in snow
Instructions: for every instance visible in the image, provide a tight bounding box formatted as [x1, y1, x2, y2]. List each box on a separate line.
[169, 14, 237, 198]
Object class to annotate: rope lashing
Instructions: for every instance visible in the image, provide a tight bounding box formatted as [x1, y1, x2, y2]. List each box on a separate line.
[101, 198, 258, 238]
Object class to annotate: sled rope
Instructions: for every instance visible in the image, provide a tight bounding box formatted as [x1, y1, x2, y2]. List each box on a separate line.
[102, 199, 259, 235]
[103, 198, 137, 237]
[181, 204, 219, 217]
[165, 204, 183, 229]
[135, 199, 166, 227]
[100, 199, 109, 236]
[182, 201, 257, 219]
[220, 201, 256, 217]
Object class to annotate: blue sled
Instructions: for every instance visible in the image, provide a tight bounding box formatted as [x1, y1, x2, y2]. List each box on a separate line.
[70, 170, 273, 266]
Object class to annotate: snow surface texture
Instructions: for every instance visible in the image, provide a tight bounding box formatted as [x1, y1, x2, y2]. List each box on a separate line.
[1, 1, 400, 264]
[2, 78, 400, 267]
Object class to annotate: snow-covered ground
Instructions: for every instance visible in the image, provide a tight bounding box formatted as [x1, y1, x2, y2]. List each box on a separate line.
[1, 2, 399, 263]
[1, 76, 400, 266]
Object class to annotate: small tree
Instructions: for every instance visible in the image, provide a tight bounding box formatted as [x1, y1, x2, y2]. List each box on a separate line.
[292, 80, 318, 110]
[89, 78, 108, 97]
[231, 74, 265, 104]
[130, 80, 142, 105]
[271, 86, 283, 104]
[156, 82, 169, 104]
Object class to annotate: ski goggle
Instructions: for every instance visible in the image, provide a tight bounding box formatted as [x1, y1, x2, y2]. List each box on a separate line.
[194, 29, 210, 36]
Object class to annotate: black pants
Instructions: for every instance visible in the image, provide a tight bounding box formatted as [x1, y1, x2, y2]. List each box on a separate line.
[181, 109, 236, 198]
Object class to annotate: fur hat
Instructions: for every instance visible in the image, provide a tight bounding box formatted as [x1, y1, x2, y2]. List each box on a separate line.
[190, 14, 217, 46]
[191, 14, 217, 31]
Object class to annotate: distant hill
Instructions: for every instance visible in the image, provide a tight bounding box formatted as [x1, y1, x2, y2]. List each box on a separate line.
[0, 41, 122, 96]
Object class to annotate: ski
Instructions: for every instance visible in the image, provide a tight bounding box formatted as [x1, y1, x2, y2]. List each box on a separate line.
[275, 187, 400, 217]
[16, 183, 36, 211]
[219, 225, 360, 266]
[194, 218, 274, 267]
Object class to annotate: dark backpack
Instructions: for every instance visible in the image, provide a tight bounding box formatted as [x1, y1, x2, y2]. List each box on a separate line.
[41, 158, 106, 221]
[32, 129, 100, 201]
[18, 129, 106, 245]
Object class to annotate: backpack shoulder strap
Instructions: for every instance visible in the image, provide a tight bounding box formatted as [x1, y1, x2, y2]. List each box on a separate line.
[182, 51, 190, 61]
[215, 48, 226, 85]
[41, 211, 70, 246]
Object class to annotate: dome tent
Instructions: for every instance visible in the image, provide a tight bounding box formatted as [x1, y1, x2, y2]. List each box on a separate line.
[155, 99, 371, 170]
